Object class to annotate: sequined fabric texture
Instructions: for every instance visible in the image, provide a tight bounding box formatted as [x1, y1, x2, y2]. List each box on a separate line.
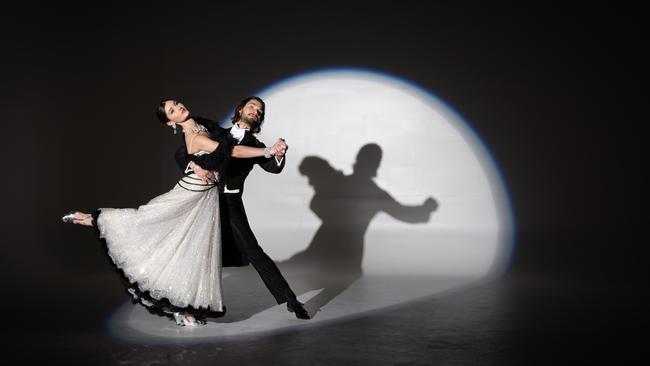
[96, 173, 223, 312]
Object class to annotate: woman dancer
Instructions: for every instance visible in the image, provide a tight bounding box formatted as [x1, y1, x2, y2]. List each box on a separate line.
[62, 99, 286, 326]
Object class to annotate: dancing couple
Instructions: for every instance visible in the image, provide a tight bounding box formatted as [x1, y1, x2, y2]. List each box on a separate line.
[63, 96, 310, 326]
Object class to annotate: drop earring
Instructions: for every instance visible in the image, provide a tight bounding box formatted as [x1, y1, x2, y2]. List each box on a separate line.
[172, 124, 177, 134]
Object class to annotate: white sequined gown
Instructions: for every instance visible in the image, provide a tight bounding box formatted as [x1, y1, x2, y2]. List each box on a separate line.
[93, 165, 224, 318]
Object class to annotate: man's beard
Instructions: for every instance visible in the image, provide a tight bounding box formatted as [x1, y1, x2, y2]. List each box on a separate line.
[242, 115, 260, 129]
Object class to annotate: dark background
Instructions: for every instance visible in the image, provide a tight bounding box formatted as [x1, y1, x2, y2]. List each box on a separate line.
[1, 2, 643, 364]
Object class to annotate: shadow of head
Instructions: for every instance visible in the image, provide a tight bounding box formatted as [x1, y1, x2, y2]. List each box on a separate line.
[299, 143, 383, 187]
[298, 156, 338, 188]
[353, 143, 382, 178]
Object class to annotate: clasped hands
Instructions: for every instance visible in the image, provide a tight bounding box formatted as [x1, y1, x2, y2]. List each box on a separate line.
[270, 138, 288, 158]
[193, 138, 288, 184]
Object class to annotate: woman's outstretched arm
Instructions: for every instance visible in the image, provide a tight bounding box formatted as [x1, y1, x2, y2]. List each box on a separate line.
[190, 135, 267, 158]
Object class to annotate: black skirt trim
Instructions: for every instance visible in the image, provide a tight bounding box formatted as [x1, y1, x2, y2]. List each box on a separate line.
[179, 178, 215, 186]
[91, 210, 226, 321]
[176, 183, 217, 192]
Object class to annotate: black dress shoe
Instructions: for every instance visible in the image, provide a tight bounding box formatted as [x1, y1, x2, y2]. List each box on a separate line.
[287, 301, 310, 319]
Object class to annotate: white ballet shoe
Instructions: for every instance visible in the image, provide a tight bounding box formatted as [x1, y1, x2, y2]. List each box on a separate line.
[173, 312, 202, 326]
[61, 211, 93, 226]
[61, 211, 80, 224]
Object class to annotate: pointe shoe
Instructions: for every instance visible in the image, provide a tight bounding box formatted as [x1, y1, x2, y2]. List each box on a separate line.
[287, 301, 310, 319]
[62, 211, 94, 226]
[173, 312, 203, 326]
[61, 211, 79, 224]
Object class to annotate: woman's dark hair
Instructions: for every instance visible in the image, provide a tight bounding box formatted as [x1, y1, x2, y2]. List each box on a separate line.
[157, 99, 171, 124]
[230, 96, 265, 134]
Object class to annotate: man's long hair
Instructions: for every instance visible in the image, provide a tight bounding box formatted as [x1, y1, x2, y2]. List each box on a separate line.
[230, 96, 265, 134]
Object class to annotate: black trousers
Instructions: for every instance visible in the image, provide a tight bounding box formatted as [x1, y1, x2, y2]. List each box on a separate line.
[220, 193, 297, 305]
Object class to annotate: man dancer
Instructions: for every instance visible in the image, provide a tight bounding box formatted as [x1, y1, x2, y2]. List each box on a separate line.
[174, 96, 310, 319]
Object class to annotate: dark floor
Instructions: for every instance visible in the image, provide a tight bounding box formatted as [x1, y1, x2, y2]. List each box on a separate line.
[5, 271, 643, 365]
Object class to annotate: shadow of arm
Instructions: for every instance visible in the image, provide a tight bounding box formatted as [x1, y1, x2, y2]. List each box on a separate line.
[381, 193, 439, 223]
